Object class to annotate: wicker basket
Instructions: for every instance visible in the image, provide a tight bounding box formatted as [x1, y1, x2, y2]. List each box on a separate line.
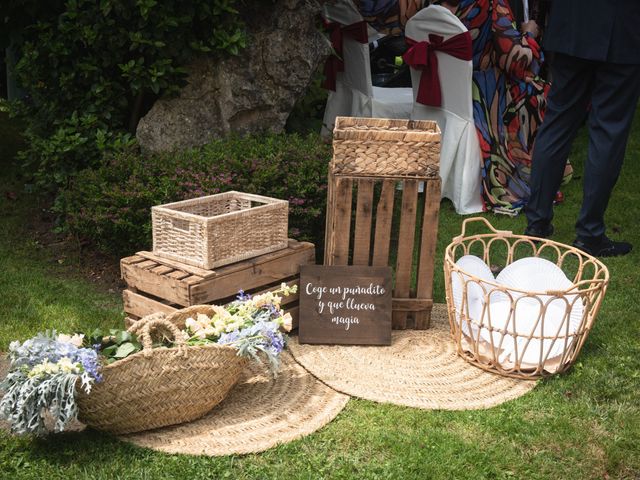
[76, 311, 247, 434]
[331, 117, 441, 179]
[443, 217, 609, 379]
[152, 191, 289, 270]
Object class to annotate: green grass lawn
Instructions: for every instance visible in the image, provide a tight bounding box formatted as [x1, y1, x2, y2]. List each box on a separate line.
[0, 108, 639, 479]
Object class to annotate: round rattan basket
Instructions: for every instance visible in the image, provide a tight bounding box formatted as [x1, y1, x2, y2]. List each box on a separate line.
[443, 218, 609, 379]
[77, 310, 247, 434]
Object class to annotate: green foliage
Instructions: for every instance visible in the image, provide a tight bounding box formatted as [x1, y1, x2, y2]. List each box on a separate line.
[9, 0, 245, 189]
[87, 329, 143, 364]
[56, 133, 331, 256]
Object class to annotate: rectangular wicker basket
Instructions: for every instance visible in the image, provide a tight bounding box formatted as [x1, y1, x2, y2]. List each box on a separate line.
[152, 191, 289, 270]
[331, 117, 441, 179]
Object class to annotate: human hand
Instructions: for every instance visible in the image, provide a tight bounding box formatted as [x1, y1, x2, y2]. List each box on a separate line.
[521, 20, 539, 38]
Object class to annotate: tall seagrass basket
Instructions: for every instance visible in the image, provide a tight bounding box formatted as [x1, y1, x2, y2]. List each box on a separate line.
[443, 218, 609, 379]
[77, 310, 247, 434]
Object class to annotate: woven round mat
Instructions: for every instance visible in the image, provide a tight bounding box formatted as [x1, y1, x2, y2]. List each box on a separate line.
[288, 304, 537, 410]
[0, 352, 349, 455]
[121, 351, 349, 456]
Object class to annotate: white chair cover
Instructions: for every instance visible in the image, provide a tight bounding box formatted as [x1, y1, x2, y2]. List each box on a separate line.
[321, 0, 414, 138]
[405, 5, 483, 214]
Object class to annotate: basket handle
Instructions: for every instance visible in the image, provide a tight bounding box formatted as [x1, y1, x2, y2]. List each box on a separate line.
[455, 217, 512, 240]
[127, 313, 187, 355]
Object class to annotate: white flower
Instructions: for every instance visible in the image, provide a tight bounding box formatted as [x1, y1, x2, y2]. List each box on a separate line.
[196, 313, 212, 326]
[185, 317, 202, 333]
[57, 357, 79, 374]
[280, 283, 298, 296]
[196, 329, 208, 340]
[281, 313, 293, 332]
[57, 333, 85, 347]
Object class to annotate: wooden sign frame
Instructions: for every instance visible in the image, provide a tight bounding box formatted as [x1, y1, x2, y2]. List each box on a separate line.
[298, 265, 392, 345]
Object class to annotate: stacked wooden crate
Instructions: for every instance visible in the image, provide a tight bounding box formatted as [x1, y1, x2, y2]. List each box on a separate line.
[121, 239, 315, 328]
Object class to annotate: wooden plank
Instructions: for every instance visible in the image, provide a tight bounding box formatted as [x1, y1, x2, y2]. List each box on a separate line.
[415, 179, 441, 329]
[329, 177, 353, 265]
[392, 298, 433, 312]
[371, 179, 396, 266]
[167, 271, 191, 280]
[123, 289, 178, 319]
[121, 255, 146, 266]
[323, 173, 336, 265]
[121, 261, 192, 306]
[392, 179, 419, 329]
[137, 251, 217, 279]
[189, 244, 315, 304]
[182, 275, 203, 285]
[136, 260, 159, 270]
[211, 241, 314, 278]
[352, 179, 374, 266]
[151, 265, 174, 275]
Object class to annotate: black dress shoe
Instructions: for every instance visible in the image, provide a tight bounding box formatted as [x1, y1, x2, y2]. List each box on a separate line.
[572, 236, 633, 257]
[524, 223, 554, 239]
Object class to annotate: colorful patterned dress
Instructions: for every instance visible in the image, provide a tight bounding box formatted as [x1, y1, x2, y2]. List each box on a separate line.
[355, 0, 425, 35]
[455, 0, 571, 214]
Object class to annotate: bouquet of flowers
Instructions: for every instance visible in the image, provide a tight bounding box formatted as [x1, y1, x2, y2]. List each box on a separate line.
[0, 285, 296, 435]
[0, 332, 101, 435]
[184, 283, 296, 375]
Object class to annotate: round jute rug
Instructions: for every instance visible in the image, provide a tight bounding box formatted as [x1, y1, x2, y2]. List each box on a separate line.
[288, 304, 537, 410]
[121, 351, 349, 456]
[1, 352, 349, 455]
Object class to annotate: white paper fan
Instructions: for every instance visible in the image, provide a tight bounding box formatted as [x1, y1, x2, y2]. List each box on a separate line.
[478, 295, 583, 368]
[450, 255, 495, 339]
[496, 257, 572, 292]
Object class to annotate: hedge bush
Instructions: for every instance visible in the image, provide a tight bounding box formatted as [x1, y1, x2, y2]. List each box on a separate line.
[6, 0, 244, 190]
[56, 133, 331, 257]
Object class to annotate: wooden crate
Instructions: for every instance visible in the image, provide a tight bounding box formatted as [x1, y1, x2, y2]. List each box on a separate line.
[325, 117, 441, 330]
[121, 239, 315, 328]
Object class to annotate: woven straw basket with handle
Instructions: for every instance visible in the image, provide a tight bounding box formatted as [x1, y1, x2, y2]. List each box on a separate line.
[76, 310, 247, 434]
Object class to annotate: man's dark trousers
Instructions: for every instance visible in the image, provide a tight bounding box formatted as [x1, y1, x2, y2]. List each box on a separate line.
[525, 54, 640, 240]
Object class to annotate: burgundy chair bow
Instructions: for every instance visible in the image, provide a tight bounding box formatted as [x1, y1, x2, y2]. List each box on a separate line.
[402, 31, 472, 107]
[322, 19, 369, 91]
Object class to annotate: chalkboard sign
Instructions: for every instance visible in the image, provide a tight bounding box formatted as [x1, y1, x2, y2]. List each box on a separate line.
[298, 265, 392, 345]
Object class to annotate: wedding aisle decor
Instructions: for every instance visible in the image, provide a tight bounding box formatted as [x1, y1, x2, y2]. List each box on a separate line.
[1, 285, 297, 436]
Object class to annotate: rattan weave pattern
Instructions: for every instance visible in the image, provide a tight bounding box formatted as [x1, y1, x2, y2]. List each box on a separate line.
[331, 117, 441, 179]
[288, 304, 536, 410]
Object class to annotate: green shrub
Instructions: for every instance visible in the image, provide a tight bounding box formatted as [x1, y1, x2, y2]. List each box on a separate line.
[7, 0, 244, 190]
[56, 133, 331, 257]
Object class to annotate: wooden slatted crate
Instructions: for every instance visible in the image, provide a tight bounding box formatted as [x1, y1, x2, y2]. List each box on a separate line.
[325, 117, 441, 330]
[121, 239, 315, 328]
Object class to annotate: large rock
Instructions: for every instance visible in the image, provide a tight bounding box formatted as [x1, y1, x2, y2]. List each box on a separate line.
[137, 0, 329, 152]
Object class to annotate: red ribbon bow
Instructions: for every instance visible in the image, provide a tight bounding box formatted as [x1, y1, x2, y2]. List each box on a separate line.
[402, 31, 473, 107]
[322, 20, 369, 91]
